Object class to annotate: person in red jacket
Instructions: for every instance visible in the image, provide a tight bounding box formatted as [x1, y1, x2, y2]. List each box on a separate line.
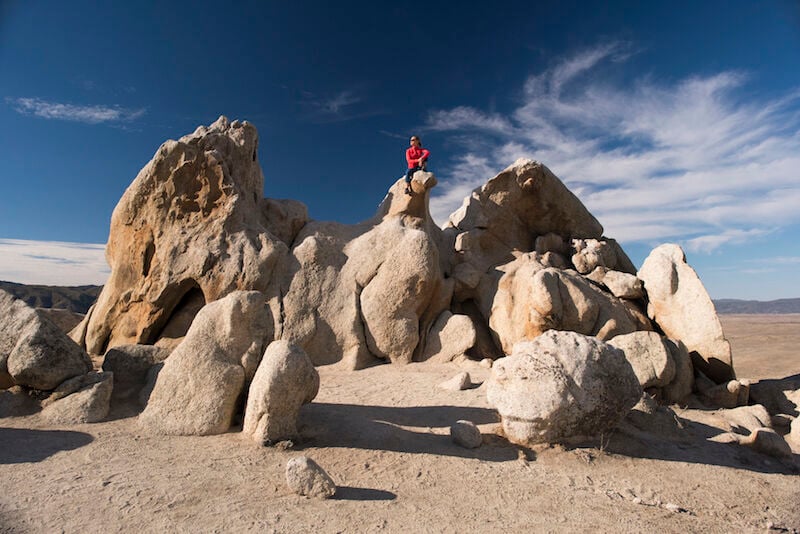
[405, 135, 430, 194]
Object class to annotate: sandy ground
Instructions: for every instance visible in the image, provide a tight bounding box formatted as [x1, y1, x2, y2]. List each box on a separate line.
[1, 315, 799, 533]
[721, 314, 800, 381]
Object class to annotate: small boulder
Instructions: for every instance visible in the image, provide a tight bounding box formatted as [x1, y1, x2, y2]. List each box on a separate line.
[41, 372, 113, 424]
[571, 239, 617, 274]
[487, 331, 641, 446]
[285, 456, 336, 498]
[1, 290, 92, 391]
[602, 270, 644, 300]
[421, 312, 477, 363]
[243, 340, 319, 444]
[450, 420, 482, 448]
[438, 372, 472, 392]
[609, 331, 676, 389]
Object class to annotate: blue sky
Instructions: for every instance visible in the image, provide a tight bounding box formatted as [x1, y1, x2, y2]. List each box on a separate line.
[1, 1, 799, 299]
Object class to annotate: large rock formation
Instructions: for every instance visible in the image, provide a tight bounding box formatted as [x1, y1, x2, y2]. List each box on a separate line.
[72, 117, 302, 356]
[278, 171, 451, 368]
[60, 118, 735, 412]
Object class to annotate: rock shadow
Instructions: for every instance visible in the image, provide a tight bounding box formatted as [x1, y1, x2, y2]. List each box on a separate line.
[297, 402, 517, 462]
[333, 486, 397, 501]
[0, 427, 94, 464]
[579, 419, 799, 476]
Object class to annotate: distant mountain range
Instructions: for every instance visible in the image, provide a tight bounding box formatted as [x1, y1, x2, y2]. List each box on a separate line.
[712, 298, 800, 314]
[0, 281, 102, 314]
[1, 280, 799, 315]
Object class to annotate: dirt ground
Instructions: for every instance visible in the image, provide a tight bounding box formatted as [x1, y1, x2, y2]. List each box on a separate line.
[1, 315, 799, 533]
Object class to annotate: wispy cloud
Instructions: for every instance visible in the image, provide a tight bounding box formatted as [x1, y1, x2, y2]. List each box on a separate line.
[0, 239, 108, 286]
[8, 97, 145, 124]
[299, 88, 385, 123]
[425, 42, 800, 254]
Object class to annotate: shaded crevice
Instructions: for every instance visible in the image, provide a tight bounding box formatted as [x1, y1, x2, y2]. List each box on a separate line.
[142, 241, 155, 277]
[142, 280, 206, 345]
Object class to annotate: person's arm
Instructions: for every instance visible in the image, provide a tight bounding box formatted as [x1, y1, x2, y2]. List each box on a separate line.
[406, 148, 414, 167]
[419, 148, 430, 162]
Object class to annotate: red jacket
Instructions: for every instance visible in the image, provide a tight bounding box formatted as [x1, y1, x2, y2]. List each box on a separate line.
[406, 146, 430, 168]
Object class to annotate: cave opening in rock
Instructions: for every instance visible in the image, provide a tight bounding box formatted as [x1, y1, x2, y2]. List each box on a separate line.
[148, 281, 207, 347]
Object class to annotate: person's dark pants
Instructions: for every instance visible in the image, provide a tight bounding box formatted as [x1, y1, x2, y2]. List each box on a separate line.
[405, 166, 422, 183]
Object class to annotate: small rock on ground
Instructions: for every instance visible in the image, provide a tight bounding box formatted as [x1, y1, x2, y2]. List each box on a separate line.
[438, 372, 471, 391]
[285, 456, 336, 498]
[451, 420, 482, 448]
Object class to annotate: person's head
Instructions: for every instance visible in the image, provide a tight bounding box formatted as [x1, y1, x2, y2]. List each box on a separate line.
[409, 135, 421, 147]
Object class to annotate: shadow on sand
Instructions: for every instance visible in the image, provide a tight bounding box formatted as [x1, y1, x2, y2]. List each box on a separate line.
[572, 417, 800, 476]
[300, 402, 798, 474]
[334, 486, 397, 501]
[0, 427, 94, 464]
[297, 402, 518, 462]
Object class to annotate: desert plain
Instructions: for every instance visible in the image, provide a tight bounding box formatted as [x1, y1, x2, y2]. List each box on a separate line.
[0, 313, 798, 533]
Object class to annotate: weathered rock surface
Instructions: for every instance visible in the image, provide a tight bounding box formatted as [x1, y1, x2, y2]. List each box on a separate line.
[421, 312, 476, 363]
[447, 159, 603, 273]
[139, 291, 270, 435]
[243, 340, 319, 444]
[1, 289, 92, 391]
[102, 344, 172, 401]
[740, 427, 793, 459]
[285, 456, 336, 498]
[600, 270, 644, 300]
[488, 256, 652, 353]
[696, 374, 749, 409]
[718, 404, 772, 435]
[661, 338, 694, 404]
[73, 117, 294, 356]
[450, 420, 482, 448]
[638, 244, 734, 383]
[609, 331, 675, 389]
[487, 331, 641, 445]
[280, 172, 450, 368]
[41, 372, 113, 424]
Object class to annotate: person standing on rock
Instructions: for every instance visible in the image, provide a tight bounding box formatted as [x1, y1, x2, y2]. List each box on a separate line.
[405, 135, 430, 195]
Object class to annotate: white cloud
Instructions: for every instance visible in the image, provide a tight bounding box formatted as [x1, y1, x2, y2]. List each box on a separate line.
[0, 239, 108, 286]
[8, 97, 145, 124]
[425, 43, 800, 253]
[300, 89, 382, 123]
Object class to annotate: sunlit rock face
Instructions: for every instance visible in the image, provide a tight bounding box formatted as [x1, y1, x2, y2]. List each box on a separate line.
[73, 117, 300, 356]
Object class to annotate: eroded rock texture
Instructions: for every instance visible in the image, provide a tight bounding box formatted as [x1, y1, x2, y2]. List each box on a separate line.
[73, 117, 302, 356]
[487, 331, 642, 446]
[638, 244, 734, 383]
[279, 172, 451, 368]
